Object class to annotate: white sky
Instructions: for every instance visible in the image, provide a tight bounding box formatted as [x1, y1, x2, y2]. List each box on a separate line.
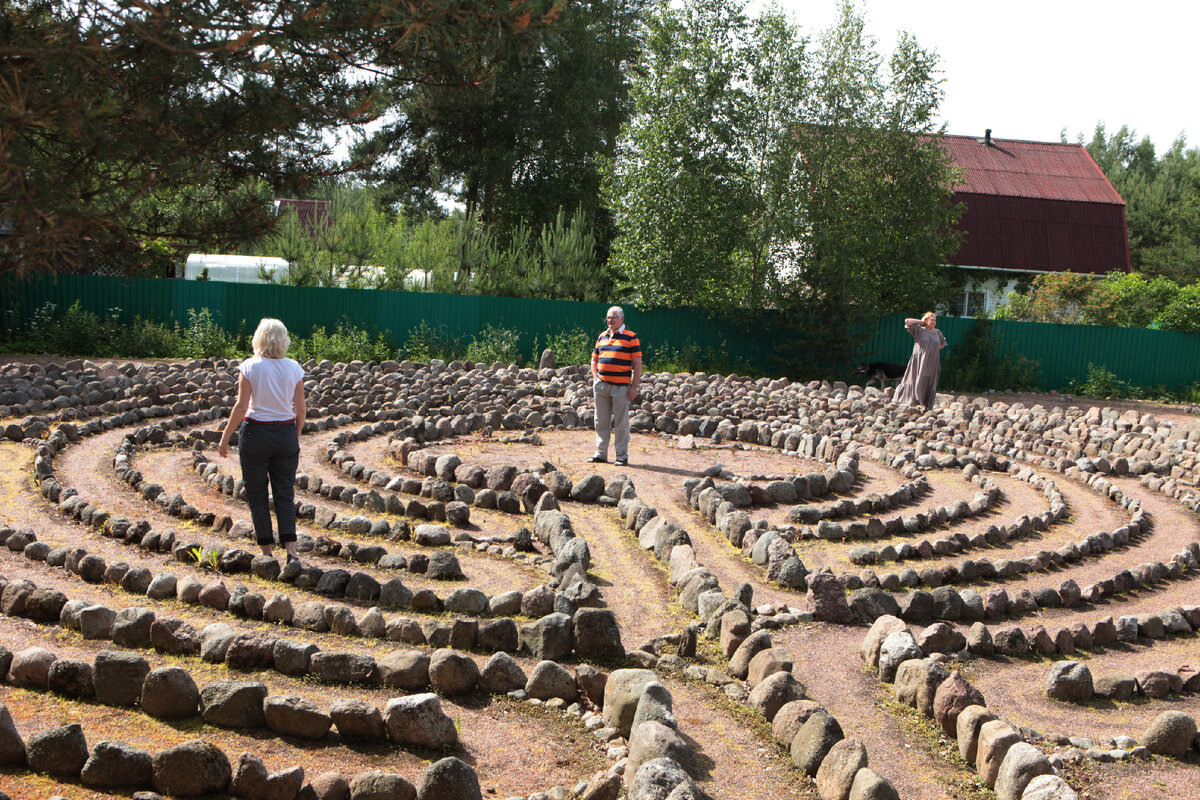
[772, 0, 1198, 153]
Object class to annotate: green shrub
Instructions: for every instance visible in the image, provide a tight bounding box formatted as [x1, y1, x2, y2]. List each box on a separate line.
[402, 320, 464, 363]
[644, 339, 752, 376]
[941, 319, 1042, 392]
[116, 314, 182, 357]
[0, 301, 182, 358]
[291, 323, 396, 364]
[181, 307, 235, 359]
[538, 327, 595, 366]
[1065, 363, 1134, 399]
[1154, 284, 1200, 332]
[466, 323, 523, 366]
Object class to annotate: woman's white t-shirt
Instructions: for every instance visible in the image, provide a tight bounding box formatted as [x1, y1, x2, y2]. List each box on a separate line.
[239, 356, 304, 422]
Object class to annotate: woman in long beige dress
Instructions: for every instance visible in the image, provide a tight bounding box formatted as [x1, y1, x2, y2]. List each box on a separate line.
[893, 312, 946, 408]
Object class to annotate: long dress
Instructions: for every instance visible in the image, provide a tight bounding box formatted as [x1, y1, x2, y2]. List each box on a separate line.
[893, 321, 946, 408]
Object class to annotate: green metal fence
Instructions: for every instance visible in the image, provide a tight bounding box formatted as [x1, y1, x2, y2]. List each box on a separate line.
[862, 315, 1200, 392]
[4, 274, 1200, 391]
[0, 273, 775, 371]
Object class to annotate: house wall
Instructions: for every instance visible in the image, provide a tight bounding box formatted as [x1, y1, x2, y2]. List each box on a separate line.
[946, 272, 1026, 318]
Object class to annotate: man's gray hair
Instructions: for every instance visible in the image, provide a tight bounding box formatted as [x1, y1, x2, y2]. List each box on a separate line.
[607, 306, 624, 318]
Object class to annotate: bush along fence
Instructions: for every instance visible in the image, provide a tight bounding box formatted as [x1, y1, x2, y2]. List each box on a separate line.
[7, 273, 1200, 391]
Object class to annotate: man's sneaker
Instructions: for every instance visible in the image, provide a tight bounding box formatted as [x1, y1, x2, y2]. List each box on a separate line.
[586, 455, 607, 464]
[614, 457, 629, 466]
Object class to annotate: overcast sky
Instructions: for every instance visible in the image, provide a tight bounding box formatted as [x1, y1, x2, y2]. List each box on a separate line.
[773, 0, 1197, 153]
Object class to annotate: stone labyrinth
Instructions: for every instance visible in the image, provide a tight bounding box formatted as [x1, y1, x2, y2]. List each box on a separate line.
[0, 355, 1197, 800]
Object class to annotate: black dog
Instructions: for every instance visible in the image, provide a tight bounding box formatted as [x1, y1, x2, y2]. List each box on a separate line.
[855, 361, 906, 389]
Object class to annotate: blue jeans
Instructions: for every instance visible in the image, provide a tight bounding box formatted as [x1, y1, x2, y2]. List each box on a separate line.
[238, 420, 299, 545]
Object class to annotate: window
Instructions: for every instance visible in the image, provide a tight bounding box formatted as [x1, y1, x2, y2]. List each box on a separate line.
[949, 289, 987, 318]
[964, 291, 987, 317]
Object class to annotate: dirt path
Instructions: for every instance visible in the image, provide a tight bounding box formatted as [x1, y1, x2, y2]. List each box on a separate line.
[0, 616, 605, 799]
[47, 427, 544, 598]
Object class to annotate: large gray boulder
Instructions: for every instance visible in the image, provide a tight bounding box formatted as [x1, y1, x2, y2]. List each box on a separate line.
[519, 612, 574, 660]
[791, 711, 844, 775]
[525, 660, 578, 702]
[479, 652, 527, 694]
[80, 740, 153, 790]
[630, 682, 676, 733]
[8, 646, 56, 690]
[893, 658, 949, 717]
[309, 652, 379, 686]
[729, 630, 773, 680]
[428, 649, 479, 696]
[877, 631, 921, 683]
[860, 615, 906, 668]
[200, 681, 269, 728]
[93, 650, 150, 707]
[151, 739, 233, 797]
[603, 669, 658, 738]
[815, 737, 868, 800]
[416, 757, 483, 800]
[993, 742, 1053, 800]
[384, 693, 459, 748]
[956, 705, 996, 763]
[378, 651, 431, 691]
[110, 607, 155, 648]
[140, 666, 201, 719]
[330, 699, 386, 740]
[263, 696, 332, 739]
[26, 723, 88, 779]
[626, 757, 696, 800]
[349, 770, 416, 800]
[1045, 661, 1093, 702]
[848, 588, 899, 624]
[1020, 775, 1079, 800]
[573, 608, 624, 660]
[1140, 711, 1198, 756]
[848, 767, 900, 800]
[976, 719, 1022, 788]
[626, 721, 690, 786]
[231, 752, 305, 800]
[748, 671, 807, 723]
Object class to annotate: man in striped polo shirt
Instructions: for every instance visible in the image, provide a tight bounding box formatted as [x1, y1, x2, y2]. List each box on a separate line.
[589, 305, 642, 466]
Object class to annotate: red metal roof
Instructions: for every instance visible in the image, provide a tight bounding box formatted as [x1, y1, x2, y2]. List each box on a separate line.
[274, 198, 331, 232]
[950, 193, 1130, 274]
[939, 134, 1124, 205]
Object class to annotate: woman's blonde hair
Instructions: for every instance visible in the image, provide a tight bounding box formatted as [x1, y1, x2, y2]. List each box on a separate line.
[252, 318, 290, 359]
[921, 311, 936, 323]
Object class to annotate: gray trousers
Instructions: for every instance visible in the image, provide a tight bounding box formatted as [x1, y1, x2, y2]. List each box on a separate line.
[593, 379, 631, 460]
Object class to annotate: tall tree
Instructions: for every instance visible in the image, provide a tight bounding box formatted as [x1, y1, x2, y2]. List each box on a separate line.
[603, 0, 772, 308]
[0, 0, 558, 275]
[354, 0, 644, 246]
[604, 0, 961, 367]
[1082, 125, 1200, 284]
[777, 6, 961, 361]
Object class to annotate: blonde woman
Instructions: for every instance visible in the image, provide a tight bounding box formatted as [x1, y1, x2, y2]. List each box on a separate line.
[893, 311, 947, 409]
[218, 319, 306, 561]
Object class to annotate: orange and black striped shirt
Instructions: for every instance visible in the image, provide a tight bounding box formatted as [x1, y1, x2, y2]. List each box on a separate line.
[593, 326, 642, 384]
